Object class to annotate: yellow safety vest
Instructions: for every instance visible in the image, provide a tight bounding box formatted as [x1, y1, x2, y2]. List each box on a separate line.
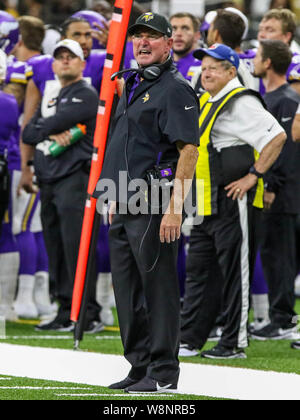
[196, 88, 264, 216]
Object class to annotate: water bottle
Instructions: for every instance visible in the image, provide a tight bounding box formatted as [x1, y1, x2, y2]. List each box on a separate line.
[49, 124, 87, 157]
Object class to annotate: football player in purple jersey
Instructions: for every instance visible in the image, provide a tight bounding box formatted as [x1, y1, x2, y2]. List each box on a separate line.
[20, 15, 112, 327]
[72, 10, 109, 51]
[170, 12, 202, 82]
[1, 16, 54, 320]
[0, 48, 21, 321]
[0, 10, 19, 55]
[257, 8, 300, 95]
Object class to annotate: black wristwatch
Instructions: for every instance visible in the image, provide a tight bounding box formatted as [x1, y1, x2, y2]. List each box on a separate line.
[249, 165, 263, 178]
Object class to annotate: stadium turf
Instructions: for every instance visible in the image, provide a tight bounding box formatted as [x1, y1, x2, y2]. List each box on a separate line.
[0, 300, 299, 400]
[0, 375, 224, 400]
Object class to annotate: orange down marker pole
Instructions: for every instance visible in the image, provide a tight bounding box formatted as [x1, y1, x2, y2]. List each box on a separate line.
[70, 0, 133, 323]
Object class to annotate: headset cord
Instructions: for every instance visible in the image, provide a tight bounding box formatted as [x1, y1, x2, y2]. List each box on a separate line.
[138, 214, 162, 273]
[123, 101, 163, 272]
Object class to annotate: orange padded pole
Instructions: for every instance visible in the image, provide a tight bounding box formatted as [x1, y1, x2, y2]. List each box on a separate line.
[70, 0, 133, 322]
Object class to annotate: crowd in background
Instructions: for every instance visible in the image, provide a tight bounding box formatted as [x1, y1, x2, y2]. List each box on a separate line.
[0, 0, 299, 356]
[1, 1, 300, 25]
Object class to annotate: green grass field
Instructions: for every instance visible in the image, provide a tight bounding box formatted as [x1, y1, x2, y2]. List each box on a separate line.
[0, 300, 299, 400]
[0, 375, 224, 400]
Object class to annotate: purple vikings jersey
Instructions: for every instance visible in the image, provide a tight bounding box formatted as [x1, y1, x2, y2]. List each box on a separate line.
[287, 52, 300, 83]
[31, 50, 106, 95]
[5, 55, 30, 86]
[5, 55, 33, 170]
[0, 11, 19, 55]
[239, 49, 256, 74]
[0, 91, 19, 157]
[124, 41, 137, 70]
[172, 50, 202, 82]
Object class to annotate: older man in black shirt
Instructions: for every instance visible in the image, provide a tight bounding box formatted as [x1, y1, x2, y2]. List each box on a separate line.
[23, 39, 102, 333]
[96, 13, 199, 393]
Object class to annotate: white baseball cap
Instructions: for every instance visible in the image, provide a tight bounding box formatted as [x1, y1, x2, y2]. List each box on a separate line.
[53, 39, 84, 61]
[201, 8, 249, 40]
[225, 7, 249, 40]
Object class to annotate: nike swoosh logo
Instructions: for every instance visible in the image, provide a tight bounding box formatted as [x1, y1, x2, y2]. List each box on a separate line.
[72, 98, 83, 103]
[281, 117, 292, 123]
[156, 383, 173, 391]
[185, 106, 195, 111]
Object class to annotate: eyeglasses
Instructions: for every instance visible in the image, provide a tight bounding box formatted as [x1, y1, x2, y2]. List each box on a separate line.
[132, 33, 164, 41]
[55, 54, 78, 62]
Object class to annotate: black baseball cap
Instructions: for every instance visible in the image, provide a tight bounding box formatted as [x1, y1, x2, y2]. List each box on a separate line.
[128, 12, 173, 38]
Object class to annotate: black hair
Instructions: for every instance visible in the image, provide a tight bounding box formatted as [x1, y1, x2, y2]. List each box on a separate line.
[260, 39, 292, 75]
[60, 17, 89, 37]
[212, 9, 245, 49]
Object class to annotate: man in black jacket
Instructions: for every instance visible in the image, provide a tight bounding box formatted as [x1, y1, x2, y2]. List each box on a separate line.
[252, 39, 300, 340]
[95, 13, 200, 393]
[23, 39, 102, 333]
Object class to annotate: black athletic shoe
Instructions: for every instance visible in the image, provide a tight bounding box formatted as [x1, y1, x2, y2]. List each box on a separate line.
[84, 320, 105, 334]
[35, 320, 74, 332]
[124, 376, 177, 394]
[207, 326, 223, 342]
[251, 323, 298, 341]
[291, 341, 300, 350]
[108, 377, 140, 390]
[201, 344, 247, 360]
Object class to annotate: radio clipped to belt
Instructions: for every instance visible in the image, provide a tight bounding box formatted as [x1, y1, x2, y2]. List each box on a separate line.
[145, 161, 177, 212]
[145, 162, 176, 187]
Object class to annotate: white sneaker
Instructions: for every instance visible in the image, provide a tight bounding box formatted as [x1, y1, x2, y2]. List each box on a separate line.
[100, 308, 114, 326]
[0, 304, 19, 322]
[14, 302, 38, 319]
[179, 343, 199, 357]
[34, 272, 55, 317]
[0, 252, 19, 321]
[14, 274, 38, 319]
[295, 275, 300, 298]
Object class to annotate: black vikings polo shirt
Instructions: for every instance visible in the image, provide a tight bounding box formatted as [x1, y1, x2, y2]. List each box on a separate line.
[264, 83, 300, 214]
[96, 65, 200, 203]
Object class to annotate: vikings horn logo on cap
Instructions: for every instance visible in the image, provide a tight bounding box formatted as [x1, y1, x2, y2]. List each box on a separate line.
[142, 13, 154, 23]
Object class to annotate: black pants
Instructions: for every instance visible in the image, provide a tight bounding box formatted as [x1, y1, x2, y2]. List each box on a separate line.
[260, 212, 297, 326]
[181, 190, 255, 350]
[39, 168, 101, 325]
[109, 212, 180, 384]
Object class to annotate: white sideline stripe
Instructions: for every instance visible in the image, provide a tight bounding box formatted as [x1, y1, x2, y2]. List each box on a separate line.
[5, 335, 121, 340]
[0, 386, 90, 390]
[0, 343, 300, 400]
[237, 193, 250, 349]
[56, 394, 174, 398]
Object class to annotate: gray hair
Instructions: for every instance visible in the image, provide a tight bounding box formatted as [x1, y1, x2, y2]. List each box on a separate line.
[219, 60, 235, 70]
